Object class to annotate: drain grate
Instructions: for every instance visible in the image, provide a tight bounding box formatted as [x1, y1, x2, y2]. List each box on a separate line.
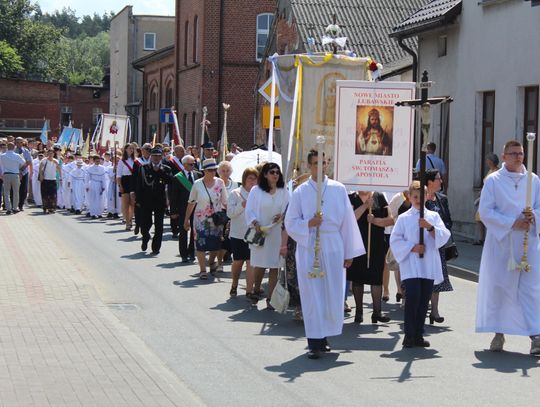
[107, 303, 140, 311]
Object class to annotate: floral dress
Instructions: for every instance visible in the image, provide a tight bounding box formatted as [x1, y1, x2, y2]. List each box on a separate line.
[188, 177, 228, 251]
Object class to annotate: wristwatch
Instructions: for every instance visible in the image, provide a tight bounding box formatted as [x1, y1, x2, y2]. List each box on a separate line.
[427, 226, 434, 232]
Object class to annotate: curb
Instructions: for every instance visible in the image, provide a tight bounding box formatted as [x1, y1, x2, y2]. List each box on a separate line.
[447, 263, 478, 283]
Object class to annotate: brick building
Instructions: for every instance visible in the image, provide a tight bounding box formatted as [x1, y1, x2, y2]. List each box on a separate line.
[0, 78, 109, 140]
[133, 46, 176, 142]
[174, 0, 276, 148]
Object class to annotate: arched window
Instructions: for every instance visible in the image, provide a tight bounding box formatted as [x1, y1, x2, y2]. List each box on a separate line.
[256, 13, 273, 61]
[193, 15, 199, 63]
[149, 87, 157, 111]
[183, 113, 188, 143]
[184, 20, 189, 66]
[165, 85, 174, 108]
[191, 111, 197, 145]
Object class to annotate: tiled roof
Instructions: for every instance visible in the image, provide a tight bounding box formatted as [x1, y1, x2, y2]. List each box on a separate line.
[391, 0, 462, 38]
[283, 0, 429, 67]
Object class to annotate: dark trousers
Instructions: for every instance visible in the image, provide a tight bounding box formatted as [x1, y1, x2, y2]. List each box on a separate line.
[307, 337, 327, 351]
[179, 211, 195, 259]
[141, 206, 165, 253]
[19, 173, 28, 209]
[170, 215, 179, 235]
[402, 278, 434, 338]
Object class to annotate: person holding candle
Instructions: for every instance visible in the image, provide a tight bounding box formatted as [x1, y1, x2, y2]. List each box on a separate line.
[476, 139, 540, 355]
[285, 148, 364, 359]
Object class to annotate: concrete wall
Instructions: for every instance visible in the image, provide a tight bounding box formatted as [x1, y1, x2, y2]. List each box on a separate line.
[417, 0, 540, 237]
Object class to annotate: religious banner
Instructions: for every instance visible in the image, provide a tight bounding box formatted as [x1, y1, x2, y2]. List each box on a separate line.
[271, 53, 373, 179]
[99, 113, 129, 148]
[334, 80, 415, 192]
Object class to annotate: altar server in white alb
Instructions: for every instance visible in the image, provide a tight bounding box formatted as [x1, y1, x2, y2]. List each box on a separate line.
[390, 181, 450, 348]
[476, 139, 540, 355]
[85, 154, 107, 219]
[106, 157, 121, 218]
[68, 159, 86, 214]
[62, 155, 75, 210]
[32, 153, 43, 206]
[285, 149, 364, 359]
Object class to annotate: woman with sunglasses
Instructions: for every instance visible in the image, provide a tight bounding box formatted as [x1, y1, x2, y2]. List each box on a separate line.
[184, 158, 228, 279]
[425, 169, 454, 324]
[245, 162, 289, 307]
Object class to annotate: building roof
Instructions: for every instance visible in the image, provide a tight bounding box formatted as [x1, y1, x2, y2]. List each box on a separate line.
[390, 0, 462, 39]
[279, 0, 429, 68]
[132, 45, 175, 69]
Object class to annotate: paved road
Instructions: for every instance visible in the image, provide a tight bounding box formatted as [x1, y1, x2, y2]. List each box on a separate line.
[4, 207, 540, 406]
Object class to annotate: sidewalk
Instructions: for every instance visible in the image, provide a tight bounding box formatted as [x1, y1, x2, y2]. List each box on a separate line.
[0, 213, 205, 406]
[447, 238, 482, 282]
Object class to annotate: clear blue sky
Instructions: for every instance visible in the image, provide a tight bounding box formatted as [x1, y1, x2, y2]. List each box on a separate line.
[37, 0, 175, 17]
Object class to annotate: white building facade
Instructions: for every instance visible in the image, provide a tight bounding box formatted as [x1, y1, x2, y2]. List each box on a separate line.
[392, 0, 540, 237]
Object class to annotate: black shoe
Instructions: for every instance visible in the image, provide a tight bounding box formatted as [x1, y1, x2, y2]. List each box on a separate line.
[321, 339, 331, 352]
[92, 215, 97, 219]
[429, 314, 445, 325]
[134, 225, 140, 235]
[12, 209, 19, 214]
[6, 210, 12, 215]
[75, 210, 81, 215]
[354, 313, 363, 324]
[181, 258, 191, 264]
[86, 213, 91, 217]
[402, 336, 415, 348]
[107, 212, 114, 219]
[150, 250, 159, 256]
[172, 233, 179, 239]
[113, 213, 120, 219]
[371, 313, 391, 324]
[141, 240, 148, 251]
[18, 207, 24, 212]
[414, 337, 430, 347]
[396, 293, 403, 303]
[307, 350, 321, 359]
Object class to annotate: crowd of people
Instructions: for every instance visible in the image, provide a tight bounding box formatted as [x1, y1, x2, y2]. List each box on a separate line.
[1, 134, 539, 360]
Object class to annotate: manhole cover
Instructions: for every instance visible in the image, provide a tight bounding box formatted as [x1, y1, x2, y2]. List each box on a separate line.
[107, 303, 139, 311]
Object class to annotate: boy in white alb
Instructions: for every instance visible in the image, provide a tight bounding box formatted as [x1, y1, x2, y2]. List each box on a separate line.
[390, 181, 450, 348]
[69, 160, 86, 214]
[84, 155, 107, 218]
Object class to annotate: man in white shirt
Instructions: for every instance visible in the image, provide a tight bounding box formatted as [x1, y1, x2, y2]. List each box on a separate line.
[0, 142, 27, 214]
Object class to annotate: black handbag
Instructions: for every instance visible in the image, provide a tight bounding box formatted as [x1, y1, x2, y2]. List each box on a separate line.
[444, 235, 459, 261]
[244, 226, 266, 246]
[203, 181, 228, 226]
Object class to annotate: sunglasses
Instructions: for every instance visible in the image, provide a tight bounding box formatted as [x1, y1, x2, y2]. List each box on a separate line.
[268, 169, 280, 175]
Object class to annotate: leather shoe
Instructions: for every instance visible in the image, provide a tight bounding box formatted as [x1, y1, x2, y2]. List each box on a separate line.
[402, 336, 415, 348]
[307, 350, 321, 359]
[414, 337, 430, 347]
[141, 240, 148, 251]
[181, 258, 190, 263]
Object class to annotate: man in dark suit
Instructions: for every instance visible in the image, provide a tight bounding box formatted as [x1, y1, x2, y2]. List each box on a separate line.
[169, 154, 200, 262]
[165, 145, 186, 237]
[134, 147, 172, 255]
[130, 143, 152, 235]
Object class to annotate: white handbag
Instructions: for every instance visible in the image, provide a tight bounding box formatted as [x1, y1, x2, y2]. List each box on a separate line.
[270, 258, 290, 314]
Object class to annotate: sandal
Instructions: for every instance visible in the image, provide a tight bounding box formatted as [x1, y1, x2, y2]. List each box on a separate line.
[199, 271, 208, 280]
[230, 286, 237, 297]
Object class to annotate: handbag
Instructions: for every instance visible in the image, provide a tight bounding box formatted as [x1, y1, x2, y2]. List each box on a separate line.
[244, 226, 266, 246]
[38, 160, 47, 182]
[270, 259, 290, 313]
[202, 181, 228, 226]
[444, 236, 459, 261]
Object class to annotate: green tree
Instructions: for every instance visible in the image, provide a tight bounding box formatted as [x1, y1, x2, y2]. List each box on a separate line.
[0, 40, 24, 76]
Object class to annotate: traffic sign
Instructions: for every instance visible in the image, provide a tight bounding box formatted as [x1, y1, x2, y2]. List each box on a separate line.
[258, 77, 279, 104]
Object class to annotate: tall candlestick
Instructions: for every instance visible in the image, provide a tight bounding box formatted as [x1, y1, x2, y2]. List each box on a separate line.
[526, 132, 536, 208]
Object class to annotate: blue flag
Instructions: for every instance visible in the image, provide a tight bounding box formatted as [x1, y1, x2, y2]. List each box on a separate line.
[40, 120, 48, 144]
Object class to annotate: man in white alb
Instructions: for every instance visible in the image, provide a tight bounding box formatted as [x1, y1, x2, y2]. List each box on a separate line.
[476, 140, 540, 355]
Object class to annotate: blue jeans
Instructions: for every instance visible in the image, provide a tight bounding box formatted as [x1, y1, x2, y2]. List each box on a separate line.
[402, 278, 434, 338]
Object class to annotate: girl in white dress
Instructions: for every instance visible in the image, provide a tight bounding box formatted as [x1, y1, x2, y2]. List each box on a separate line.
[245, 162, 288, 308]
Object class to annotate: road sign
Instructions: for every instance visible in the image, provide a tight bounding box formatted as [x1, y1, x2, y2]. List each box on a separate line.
[160, 108, 175, 123]
[258, 77, 279, 104]
[262, 105, 280, 129]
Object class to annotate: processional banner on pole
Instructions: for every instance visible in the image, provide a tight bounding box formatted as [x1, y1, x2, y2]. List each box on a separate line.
[334, 80, 415, 192]
[100, 113, 129, 148]
[271, 53, 372, 179]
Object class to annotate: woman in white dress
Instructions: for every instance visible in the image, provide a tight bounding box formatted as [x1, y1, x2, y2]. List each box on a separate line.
[245, 162, 288, 308]
[217, 160, 238, 272]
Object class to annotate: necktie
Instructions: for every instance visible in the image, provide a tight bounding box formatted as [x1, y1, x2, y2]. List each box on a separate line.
[188, 172, 194, 184]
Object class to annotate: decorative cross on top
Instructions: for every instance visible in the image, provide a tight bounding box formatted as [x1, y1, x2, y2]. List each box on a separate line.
[395, 71, 453, 257]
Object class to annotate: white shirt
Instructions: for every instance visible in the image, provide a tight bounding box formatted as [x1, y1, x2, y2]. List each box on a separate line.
[227, 186, 250, 239]
[0, 151, 25, 174]
[117, 158, 134, 178]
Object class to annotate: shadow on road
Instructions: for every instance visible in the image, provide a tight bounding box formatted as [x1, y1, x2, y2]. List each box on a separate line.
[121, 252, 150, 260]
[376, 348, 441, 382]
[472, 350, 540, 376]
[265, 352, 353, 382]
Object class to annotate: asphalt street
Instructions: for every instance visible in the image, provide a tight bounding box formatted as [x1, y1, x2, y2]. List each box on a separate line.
[33, 208, 540, 406]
